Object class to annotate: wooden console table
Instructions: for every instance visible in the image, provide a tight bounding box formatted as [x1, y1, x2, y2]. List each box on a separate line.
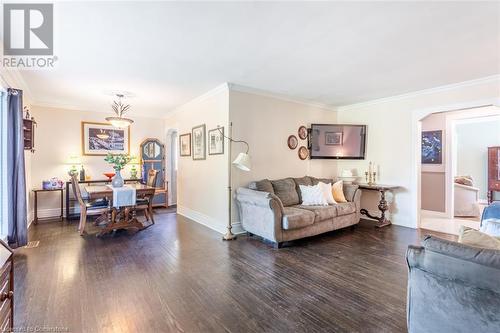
[358, 183, 400, 228]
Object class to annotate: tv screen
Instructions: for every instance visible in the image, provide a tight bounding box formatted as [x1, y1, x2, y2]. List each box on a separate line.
[309, 124, 366, 159]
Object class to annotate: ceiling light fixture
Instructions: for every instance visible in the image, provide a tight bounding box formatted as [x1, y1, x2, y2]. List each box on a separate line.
[105, 93, 134, 128]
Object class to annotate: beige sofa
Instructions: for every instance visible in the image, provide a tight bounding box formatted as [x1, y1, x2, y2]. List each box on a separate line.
[235, 176, 361, 248]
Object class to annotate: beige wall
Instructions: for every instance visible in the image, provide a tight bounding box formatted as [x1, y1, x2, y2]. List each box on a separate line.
[420, 112, 446, 211]
[164, 86, 230, 234]
[456, 117, 500, 200]
[229, 89, 338, 222]
[336, 78, 500, 228]
[29, 106, 165, 219]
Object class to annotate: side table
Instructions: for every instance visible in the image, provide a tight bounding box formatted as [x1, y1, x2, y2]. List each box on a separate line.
[358, 183, 400, 228]
[33, 188, 64, 224]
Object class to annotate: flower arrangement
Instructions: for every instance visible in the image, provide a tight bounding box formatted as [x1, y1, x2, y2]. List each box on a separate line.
[104, 153, 131, 171]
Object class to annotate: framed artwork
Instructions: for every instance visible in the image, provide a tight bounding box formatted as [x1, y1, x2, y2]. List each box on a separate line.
[325, 132, 343, 145]
[208, 127, 224, 155]
[179, 133, 191, 156]
[298, 146, 309, 160]
[298, 125, 308, 140]
[192, 124, 206, 160]
[287, 135, 298, 150]
[422, 130, 442, 164]
[81, 121, 130, 156]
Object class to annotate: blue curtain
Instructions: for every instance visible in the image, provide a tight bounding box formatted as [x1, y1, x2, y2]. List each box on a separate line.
[7, 88, 27, 247]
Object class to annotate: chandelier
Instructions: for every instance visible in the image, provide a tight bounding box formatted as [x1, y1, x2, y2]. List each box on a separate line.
[106, 94, 134, 128]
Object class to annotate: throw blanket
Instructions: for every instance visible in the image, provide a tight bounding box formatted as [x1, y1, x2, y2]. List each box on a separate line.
[110, 185, 136, 208]
[481, 202, 500, 226]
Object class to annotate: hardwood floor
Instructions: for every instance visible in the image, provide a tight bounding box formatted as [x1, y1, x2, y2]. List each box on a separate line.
[14, 211, 455, 333]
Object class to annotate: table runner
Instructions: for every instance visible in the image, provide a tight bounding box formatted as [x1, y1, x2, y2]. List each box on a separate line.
[109, 185, 136, 208]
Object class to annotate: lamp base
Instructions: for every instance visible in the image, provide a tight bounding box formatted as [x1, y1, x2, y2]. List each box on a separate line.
[222, 229, 237, 241]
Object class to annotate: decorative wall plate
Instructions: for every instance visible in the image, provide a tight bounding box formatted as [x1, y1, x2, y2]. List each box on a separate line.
[298, 146, 309, 160]
[298, 126, 308, 140]
[287, 135, 298, 150]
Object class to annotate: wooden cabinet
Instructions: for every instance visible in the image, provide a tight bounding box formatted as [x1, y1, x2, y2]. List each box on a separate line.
[140, 138, 168, 207]
[0, 240, 13, 332]
[488, 146, 500, 203]
[23, 118, 36, 152]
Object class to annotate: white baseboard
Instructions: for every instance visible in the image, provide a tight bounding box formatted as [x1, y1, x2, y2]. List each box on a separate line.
[177, 205, 227, 234]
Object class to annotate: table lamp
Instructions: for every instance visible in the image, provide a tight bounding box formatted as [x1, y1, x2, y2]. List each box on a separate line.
[129, 156, 140, 179]
[65, 155, 82, 176]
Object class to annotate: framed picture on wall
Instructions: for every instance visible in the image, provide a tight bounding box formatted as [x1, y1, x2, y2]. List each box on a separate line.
[81, 121, 130, 156]
[325, 132, 343, 145]
[192, 124, 206, 160]
[179, 133, 191, 156]
[421, 130, 442, 164]
[208, 127, 224, 155]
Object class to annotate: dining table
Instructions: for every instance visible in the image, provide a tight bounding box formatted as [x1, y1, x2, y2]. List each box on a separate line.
[84, 183, 156, 236]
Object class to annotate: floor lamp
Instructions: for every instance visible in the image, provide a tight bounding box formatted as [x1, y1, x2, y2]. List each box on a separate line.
[218, 123, 251, 241]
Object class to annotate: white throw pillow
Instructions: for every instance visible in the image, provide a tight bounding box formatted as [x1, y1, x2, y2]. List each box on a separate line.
[318, 182, 336, 204]
[299, 184, 328, 206]
[480, 218, 500, 237]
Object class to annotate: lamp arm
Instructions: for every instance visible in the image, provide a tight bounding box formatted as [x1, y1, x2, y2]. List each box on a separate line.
[217, 127, 249, 154]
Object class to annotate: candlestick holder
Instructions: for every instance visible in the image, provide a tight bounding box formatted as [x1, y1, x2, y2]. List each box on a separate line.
[365, 171, 376, 185]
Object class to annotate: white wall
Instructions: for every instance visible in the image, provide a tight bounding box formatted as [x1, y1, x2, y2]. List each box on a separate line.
[456, 117, 500, 201]
[29, 106, 165, 220]
[229, 88, 337, 223]
[164, 85, 230, 234]
[336, 77, 500, 228]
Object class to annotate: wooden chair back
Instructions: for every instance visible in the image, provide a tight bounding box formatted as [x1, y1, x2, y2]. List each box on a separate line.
[69, 173, 85, 206]
[146, 169, 159, 188]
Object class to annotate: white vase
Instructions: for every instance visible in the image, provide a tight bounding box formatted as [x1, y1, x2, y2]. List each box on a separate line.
[112, 170, 124, 187]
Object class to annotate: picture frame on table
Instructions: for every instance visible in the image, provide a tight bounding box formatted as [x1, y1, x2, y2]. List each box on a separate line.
[179, 133, 191, 157]
[208, 127, 224, 155]
[81, 121, 130, 156]
[192, 124, 206, 160]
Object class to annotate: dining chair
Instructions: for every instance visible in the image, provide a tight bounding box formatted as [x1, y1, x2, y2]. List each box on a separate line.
[69, 173, 109, 235]
[136, 169, 159, 223]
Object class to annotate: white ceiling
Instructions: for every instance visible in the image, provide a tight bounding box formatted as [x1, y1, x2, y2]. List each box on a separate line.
[10, 1, 500, 117]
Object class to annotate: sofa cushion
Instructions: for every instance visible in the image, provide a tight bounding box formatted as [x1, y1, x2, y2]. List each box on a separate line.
[282, 207, 315, 230]
[293, 176, 313, 202]
[310, 177, 334, 185]
[458, 226, 500, 250]
[254, 179, 274, 194]
[271, 178, 300, 206]
[294, 205, 337, 222]
[336, 202, 356, 216]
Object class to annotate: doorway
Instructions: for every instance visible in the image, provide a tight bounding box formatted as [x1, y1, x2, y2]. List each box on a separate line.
[418, 106, 500, 234]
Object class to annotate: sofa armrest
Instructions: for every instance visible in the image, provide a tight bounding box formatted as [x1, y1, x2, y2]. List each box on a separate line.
[235, 188, 284, 242]
[343, 184, 360, 203]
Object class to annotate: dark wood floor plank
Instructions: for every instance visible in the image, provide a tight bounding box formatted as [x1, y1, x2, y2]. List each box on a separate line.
[13, 211, 455, 332]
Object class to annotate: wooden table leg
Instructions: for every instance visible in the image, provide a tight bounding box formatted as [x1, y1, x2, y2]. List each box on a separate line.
[360, 189, 392, 228]
[60, 189, 64, 222]
[34, 191, 38, 225]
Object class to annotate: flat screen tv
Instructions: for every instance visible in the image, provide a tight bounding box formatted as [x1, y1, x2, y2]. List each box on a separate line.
[309, 124, 366, 159]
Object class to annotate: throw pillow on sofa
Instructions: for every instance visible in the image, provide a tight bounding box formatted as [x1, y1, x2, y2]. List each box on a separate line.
[458, 225, 500, 250]
[318, 182, 336, 204]
[299, 184, 328, 206]
[332, 180, 348, 203]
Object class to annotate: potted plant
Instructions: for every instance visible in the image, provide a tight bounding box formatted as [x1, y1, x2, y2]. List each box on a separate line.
[104, 153, 132, 187]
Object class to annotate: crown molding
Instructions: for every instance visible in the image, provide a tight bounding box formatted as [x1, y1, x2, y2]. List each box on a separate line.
[30, 100, 164, 120]
[164, 83, 230, 118]
[0, 69, 34, 101]
[337, 75, 500, 112]
[228, 83, 336, 111]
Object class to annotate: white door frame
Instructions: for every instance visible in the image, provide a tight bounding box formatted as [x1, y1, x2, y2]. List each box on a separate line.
[410, 98, 500, 228]
[165, 128, 178, 206]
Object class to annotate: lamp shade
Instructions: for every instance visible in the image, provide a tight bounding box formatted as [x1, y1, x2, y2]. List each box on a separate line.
[232, 152, 251, 171]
